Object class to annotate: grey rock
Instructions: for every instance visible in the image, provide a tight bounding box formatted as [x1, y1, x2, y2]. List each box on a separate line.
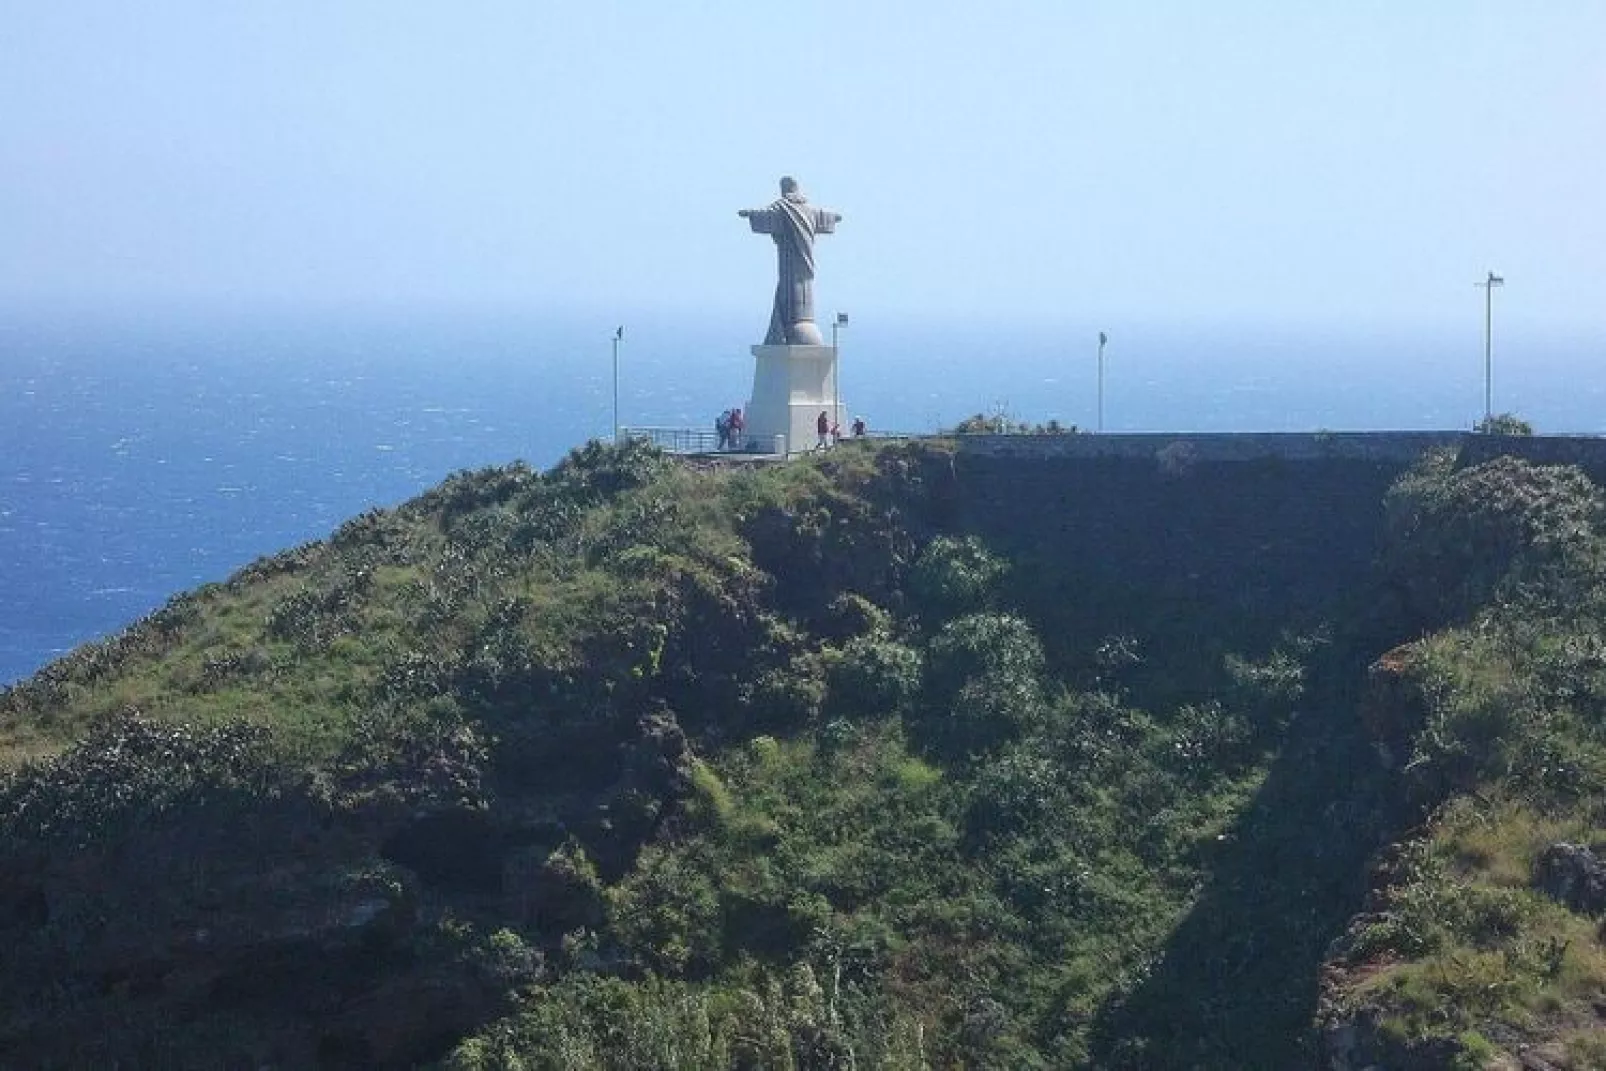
[1534, 842, 1606, 915]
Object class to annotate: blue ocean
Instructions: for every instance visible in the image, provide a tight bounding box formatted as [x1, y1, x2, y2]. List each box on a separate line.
[2, 309, 1600, 685]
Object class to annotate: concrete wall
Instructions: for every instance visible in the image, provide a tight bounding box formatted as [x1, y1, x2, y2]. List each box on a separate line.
[933, 431, 1606, 692]
[951, 430, 1606, 468]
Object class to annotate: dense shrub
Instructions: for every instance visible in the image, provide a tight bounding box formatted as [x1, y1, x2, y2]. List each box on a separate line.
[823, 636, 923, 720]
[1401, 623, 1606, 810]
[0, 714, 281, 849]
[412, 461, 541, 522]
[545, 437, 675, 502]
[606, 847, 723, 975]
[821, 591, 890, 641]
[1383, 454, 1605, 628]
[922, 613, 1047, 753]
[964, 748, 1065, 843]
[908, 535, 1009, 620]
[747, 654, 827, 728]
[1474, 412, 1533, 436]
[330, 698, 488, 809]
[925, 615, 1044, 705]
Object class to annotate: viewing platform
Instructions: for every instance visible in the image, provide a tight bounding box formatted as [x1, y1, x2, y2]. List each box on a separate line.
[621, 424, 910, 458]
[620, 425, 787, 460]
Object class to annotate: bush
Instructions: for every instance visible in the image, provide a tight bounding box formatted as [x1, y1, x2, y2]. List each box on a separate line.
[546, 437, 674, 502]
[1474, 413, 1533, 436]
[822, 592, 890, 641]
[952, 412, 1008, 435]
[747, 655, 826, 728]
[331, 698, 488, 808]
[925, 614, 1045, 706]
[965, 748, 1064, 843]
[0, 713, 280, 850]
[823, 636, 923, 720]
[908, 535, 1008, 619]
[606, 848, 723, 975]
[1383, 455, 1605, 628]
[1223, 648, 1306, 737]
[923, 614, 1047, 753]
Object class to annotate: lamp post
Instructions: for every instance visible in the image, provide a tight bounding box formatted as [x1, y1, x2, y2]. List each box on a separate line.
[1477, 272, 1503, 425]
[1096, 331, 1108, 433]
[612, 325, 623, 442]
[832, 312, 848, 431]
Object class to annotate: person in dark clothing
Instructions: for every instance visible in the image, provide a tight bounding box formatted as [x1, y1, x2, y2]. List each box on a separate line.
[816, 410, 830, 449]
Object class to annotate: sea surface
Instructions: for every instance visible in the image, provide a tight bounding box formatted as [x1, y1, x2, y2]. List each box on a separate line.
[2, 308, 1600, 685]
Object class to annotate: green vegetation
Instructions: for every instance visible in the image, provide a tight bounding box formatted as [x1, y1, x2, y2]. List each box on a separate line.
[1, 434, 1603, 1067]
[948, 412, 1077, 435]
[1320, 446, 1606, 1068]
[1475, 412, 1535, 436]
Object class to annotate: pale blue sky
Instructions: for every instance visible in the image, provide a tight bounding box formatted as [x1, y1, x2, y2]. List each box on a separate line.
[2, 2, 1602, 338]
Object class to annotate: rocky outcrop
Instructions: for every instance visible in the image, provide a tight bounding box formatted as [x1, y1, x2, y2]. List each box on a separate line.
[1534, 843, 1606, 916]
[1358, 643, 1426, 772]
[1322, 1005, 1464, 1071]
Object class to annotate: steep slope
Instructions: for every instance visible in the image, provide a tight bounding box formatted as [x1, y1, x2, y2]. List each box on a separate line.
[2, 436, 1603, 1068]
[1319, 452, 1606, 1069]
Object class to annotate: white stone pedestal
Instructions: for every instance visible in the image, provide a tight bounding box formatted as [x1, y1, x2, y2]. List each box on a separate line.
[745, 344, 846, 455]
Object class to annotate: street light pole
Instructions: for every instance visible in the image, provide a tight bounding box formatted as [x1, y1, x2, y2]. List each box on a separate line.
[612, 325, 623, 442]
[1096, 331, 1108, 433]
[1477, 272, 1504, 425]
[832, 312, 848, 431]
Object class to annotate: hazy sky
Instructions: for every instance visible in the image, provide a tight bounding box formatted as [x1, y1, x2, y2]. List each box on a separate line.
[2, 2, 1602, 337]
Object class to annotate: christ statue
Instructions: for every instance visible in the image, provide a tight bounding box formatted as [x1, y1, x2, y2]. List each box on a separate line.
[739, 176, 842, 346]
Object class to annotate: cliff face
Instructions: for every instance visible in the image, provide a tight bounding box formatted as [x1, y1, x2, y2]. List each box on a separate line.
[946, 440, 1431, 1065]
[1, 434, 1603, 1068]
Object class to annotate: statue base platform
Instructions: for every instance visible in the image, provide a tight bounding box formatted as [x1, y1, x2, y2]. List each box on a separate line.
[745, 344, 846, 455]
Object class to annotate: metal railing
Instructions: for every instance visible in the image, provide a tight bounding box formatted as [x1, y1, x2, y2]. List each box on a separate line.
[620, 426, 720, 453]
[620, 426, 916, 455]
[620, 426, 786, 455]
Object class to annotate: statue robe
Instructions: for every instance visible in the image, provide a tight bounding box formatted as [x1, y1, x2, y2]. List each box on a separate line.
[745, 194, 840, 345]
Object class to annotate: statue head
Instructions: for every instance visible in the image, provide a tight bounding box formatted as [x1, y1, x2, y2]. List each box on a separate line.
[779, 175, 798, 195]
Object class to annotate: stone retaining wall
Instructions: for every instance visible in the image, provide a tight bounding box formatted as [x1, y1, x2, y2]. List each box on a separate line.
[934, 430, 1606, 688]
[950, 430, 1606, 465]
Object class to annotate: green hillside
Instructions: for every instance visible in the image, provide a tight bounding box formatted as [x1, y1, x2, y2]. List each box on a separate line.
[2, 438, 1603, 1068]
